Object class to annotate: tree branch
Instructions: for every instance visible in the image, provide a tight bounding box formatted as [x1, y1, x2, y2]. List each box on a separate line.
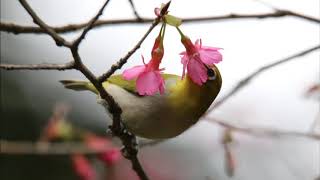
[18, 0, 71, 47]
[1, 10, 318, 35]
[128, 0, 142, 20]
[0, 62, 74, 70]
[72, 0, 111, 47]
[0, 140, 111, 155]
[0, 139, 163, 155]
[98, 18, 160, 83]
[208, 44, 320, 111]
[207, 118, 320, 140]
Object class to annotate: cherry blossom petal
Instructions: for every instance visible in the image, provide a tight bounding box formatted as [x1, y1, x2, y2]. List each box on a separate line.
[136, 71, 165, 95]
[99, 148, 121, 166]
[180, 54, 189, 79]
[194, 39, 202, 49]
[198, 49, 222, 65]
[154, 8, 161, 17]
[72, 154, 96, 180]
[84, 134, 112, 152]
[122, 65, 146, 80]
[179, 51, 187, 56]
[201, 46, 222, 51]
[157, 73, 165, 94]
[187, 58, 208, 85]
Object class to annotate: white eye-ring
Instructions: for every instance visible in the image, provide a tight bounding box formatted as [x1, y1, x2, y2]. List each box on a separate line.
[208, 75, 216, 80]
[207, 69, 216, 80]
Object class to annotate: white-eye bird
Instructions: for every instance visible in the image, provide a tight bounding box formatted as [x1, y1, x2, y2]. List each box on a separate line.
[60, 65, 221, 139]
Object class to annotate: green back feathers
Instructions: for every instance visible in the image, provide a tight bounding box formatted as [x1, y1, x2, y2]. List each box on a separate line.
[60, 74, 180, 94]
[60, 80, 98, 94]
[106, 75, 137, 94]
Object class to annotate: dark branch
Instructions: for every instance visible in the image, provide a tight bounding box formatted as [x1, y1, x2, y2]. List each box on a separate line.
[0, 140, 110, 155]
[98, 18, 161, 83]
[209, 44, 320, 110]
[72, 0, 111, 47]
[128, 0, 142, 20]
[1, 10, 319, 35]
[131, 155, 149, 180]
[0, 62, 74, 70]
[208, 118, 320, 140]
[18, 0, 71, 47]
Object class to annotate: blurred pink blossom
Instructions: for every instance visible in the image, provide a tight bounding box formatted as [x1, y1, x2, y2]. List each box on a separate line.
[180, 38, 222, 85]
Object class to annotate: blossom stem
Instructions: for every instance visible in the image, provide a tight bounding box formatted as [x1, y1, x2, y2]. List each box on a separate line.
[176, 27, 185, 38]
[158, 22, 166, 44]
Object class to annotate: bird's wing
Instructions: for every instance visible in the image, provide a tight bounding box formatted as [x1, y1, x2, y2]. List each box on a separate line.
[107, 74, 180, 95]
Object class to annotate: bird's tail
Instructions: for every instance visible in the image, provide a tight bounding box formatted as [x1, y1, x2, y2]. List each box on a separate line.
[59, 80, 98, 94]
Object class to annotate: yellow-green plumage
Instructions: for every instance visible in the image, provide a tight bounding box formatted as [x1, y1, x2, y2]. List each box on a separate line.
[60, 65, 222, 139]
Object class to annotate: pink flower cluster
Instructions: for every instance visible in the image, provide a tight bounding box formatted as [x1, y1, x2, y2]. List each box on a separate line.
[122, 36, 165, 96]
[71, 134, 121, 180]
[180, 38, 222, 85]
[122, 7, 222, 96]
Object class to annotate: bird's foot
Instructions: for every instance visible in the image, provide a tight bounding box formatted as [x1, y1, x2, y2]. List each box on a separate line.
[120, 133, 139, 158]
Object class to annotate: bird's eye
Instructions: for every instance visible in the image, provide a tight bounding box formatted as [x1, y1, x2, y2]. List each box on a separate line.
[207, 68, 216, 80]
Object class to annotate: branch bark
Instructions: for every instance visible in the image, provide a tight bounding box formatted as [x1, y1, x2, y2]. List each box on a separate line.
[128, 0, 142, 20]
[1, 10, 318, 35]
[0, 62, 74, 70]
[208, 44, 320, 111]
[207, 118, 320, 140]
[98, 18, 160, 83]
[18, 0, 70, 47]
[0, 140, 110, 155]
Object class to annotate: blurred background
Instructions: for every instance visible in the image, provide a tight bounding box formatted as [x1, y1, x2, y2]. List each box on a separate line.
[1, 0, 319, 180]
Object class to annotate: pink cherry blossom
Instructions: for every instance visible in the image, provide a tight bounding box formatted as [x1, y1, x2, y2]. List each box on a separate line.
[122, 37, 165, 96]
[99, 148, 121, 166]
[180, 37, 222, 85]
[71, 154, 96, 180]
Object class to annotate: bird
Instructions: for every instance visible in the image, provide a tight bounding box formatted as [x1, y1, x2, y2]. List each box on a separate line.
[60, 65, 222, 139]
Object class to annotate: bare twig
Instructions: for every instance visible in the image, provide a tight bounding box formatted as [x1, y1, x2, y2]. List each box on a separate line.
[72, 0, 111, 47]
[208, 44, 320, 111]
[0, 139, 163, 155]
[138, 139, 167, 148]
[207, 118, 320, 140]
[128, 0, 142, 20]
[0, 62, 74, 70]
[254, 0, 320, 23]
[18, 0, 70, 47]
[1, 10, 319, 35]
[0, 140, 112, 155]
[97, 1, 172, 83]
[98, 18, 160, 83]
[222, 130, 235, 177]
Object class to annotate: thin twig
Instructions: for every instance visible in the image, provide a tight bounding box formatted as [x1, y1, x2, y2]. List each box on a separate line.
[1, 10, 319, 35]
[138, 139, 167, 148]
[0, 139, 163, 155]
[0, 62, 74, 70]
[128, 0, 142, 20]
[98, 18, 160, 83]
[72, 0, 111, 47]
[18, 0, 71, 47]
[208, 44, 320, 111]
[254, 0, 320, 24]
[97, 1, 172, 83]
[207, 118, 320, 140]
[0, 140, 111, 155]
